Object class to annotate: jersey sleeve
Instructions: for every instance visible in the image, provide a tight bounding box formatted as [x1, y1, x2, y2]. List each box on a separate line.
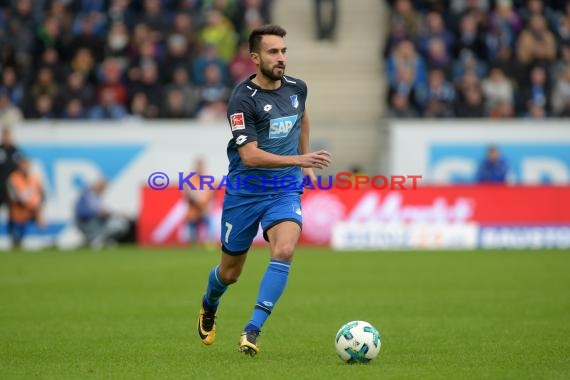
[227, 93, 257, 148]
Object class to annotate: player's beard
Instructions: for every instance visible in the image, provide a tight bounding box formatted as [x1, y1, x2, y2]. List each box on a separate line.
[260, 60, 285, 81]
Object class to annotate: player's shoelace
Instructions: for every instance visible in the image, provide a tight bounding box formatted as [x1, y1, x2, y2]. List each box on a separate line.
[202, 311, 216, 331]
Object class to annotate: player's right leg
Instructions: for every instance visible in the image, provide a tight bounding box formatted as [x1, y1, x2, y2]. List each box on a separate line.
[198, 252, 247, 344]
[198, 194, 261, 345]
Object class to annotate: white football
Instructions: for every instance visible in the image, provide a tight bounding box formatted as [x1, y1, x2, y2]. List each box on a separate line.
[335, 320, 381, 364]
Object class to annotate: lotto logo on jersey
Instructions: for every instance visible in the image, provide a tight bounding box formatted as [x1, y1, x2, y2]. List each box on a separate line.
[230, 112, 245, 131]
[269, 115, 298, 139]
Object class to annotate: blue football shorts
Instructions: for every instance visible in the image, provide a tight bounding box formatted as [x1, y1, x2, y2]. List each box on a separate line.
[220, 191, 303, 255]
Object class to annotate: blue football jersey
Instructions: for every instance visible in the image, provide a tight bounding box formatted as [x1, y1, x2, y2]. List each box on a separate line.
[225, 74, 307, 195]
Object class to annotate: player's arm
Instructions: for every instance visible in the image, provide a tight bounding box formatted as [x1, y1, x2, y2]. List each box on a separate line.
[299, 110, 318, 182]
[299, 110, 310, 155]
[238, 110, 331, 168]
[238, 141, 330, 169]
[229, 96, 330, 169]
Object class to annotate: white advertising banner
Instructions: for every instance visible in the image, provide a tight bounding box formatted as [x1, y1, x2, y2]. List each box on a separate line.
[331, 222, 480, 250]
[388, 120, 570, 185]
[478, 226, 570, 249]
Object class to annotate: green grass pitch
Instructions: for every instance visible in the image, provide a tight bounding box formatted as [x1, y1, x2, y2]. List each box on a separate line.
[1, 246, 569, 379]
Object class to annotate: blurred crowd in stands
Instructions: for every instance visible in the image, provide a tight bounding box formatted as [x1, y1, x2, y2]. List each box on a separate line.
[0, 0, 273, 125]
[384, 0, 570, 119]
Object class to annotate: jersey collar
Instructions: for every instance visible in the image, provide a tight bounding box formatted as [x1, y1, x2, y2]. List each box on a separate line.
[247, 74, 284, 92]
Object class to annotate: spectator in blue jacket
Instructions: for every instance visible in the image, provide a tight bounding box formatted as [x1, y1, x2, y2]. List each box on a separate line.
[75, 178, 128, 248]
[476, 145, 509, 183]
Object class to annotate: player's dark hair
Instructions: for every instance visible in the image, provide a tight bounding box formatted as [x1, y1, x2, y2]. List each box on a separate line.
[249, 24, 287, 53]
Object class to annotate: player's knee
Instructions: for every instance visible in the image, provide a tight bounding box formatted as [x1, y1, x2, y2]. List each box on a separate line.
[272, 243, 296, 262]
[219, 267, 241, 284]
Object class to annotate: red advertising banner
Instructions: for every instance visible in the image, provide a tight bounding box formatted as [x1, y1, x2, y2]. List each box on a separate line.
[137, 186, 570, 246]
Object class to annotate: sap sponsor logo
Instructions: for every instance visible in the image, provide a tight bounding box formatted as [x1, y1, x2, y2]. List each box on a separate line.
[479, 226, 570, 249]
[21, 144, 143, 210]
[429, 144, 570, 184]
[269, 115, 298, 139]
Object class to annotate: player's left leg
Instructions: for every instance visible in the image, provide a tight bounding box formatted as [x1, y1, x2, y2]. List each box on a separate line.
[239, 193, 302, 356]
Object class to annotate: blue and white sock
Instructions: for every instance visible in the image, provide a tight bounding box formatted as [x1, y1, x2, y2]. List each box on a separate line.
[202, 265, 228, 312]
[245, 258, 291, 333]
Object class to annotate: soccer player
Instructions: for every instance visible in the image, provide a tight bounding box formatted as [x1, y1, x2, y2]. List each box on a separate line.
[197, 24, 332, 356]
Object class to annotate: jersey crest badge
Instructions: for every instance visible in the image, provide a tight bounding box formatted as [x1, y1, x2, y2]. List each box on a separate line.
[230, 112, 245, 131]
[290, 95, 299, 109]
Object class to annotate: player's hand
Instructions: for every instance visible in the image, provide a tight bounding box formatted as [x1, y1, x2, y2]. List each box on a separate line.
[299, 150, 332, 169]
